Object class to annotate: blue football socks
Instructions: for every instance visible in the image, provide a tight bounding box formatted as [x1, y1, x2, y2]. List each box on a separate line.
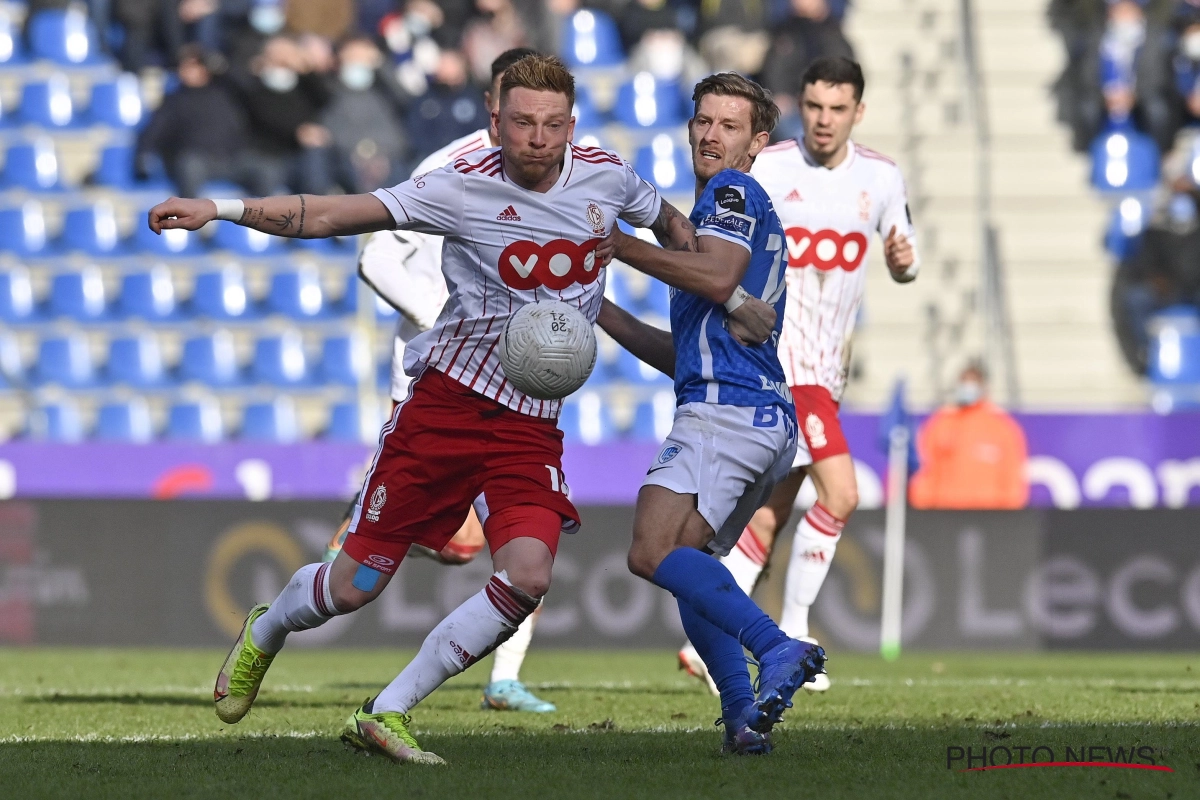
[652, 547, 789, 660]
[677, 599, 754, 720]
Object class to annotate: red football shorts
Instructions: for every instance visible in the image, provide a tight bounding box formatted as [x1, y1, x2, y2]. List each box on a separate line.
[790, 385, 850, 464]
[344, 368, 578, 574]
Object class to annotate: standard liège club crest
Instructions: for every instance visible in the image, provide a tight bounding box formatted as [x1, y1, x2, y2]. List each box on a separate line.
[366, 484, 387, 523]
[586, 202, 605, 235]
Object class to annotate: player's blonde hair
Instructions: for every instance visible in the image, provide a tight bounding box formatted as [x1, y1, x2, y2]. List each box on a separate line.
[691, 73, 779, 136]
[499, 54, 576, 109]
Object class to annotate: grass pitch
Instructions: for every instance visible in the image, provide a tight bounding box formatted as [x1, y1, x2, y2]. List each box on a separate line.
[1, 648, 1198, 799]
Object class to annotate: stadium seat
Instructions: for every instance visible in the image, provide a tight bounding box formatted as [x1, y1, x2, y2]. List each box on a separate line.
[49, 268, 108, 321]
[89, 74, 143, 128]
[572, 84, 603, 129]
[1104, 196, 1147, 259]
[617, 348, 670, 385]
[320, 334, 371, 386]
[0, 266, 36, 323]
[292, 235, 349, 254]
[179, 331, 240, 386]
[339, 271, 399, 319]
[267, 266, 325, 319]
[118, 266, 178, 320]
[3, 141, 62, 191]
[613, 73, 686, 129]
[633, 134, 691, 192]
[28, 8, 104, 65]
[95, 399, 154, 442]
[19, 74, 76, 128]
[132, 209, 204, 255]
[107, 334, 167, 387]
[561, 9, 623, 68]
[35, 333, 95, 387]
[28, 400, 84, 442]
[558, 390, 614, 444]
[0, 333, 21, 388]
[252, 331, 310, 386]
[1090, 125, 1159, 192]
[241, 398, 300, 442]
[166, 399, 224, 442]
[211, 220, 287, 256]
[325, 401, 380, 442]
[630, 390, 675, 440]
[1148, 306, 1200, 384]
[0, 9, 26, 66]
[62, 202, 122, 256]
[94, 144, 173, 191]
[0, 202, 49, 256]
[190, 267, 251, 319]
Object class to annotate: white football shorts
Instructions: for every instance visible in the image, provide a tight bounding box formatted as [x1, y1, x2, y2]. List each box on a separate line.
[642, 402, 805, 557]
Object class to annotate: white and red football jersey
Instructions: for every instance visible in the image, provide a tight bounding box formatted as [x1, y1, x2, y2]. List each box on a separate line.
[751, 138, 919, 401]
[371, 143, 662, 418]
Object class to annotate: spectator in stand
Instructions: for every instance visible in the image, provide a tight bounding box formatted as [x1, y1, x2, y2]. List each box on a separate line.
[379, 3, 445, 98]
[617, 0, 676, 53]
[135, 45, 278, 196]
[626, 27, 708, 89]
[320, 35, 415, 193]
[238, 35, 334, 194]
[285, 0, 355, 42]
[909, 362, 1029, 510]
[406, 48, 490, 163]
[1172, 16, 1200, 126]
[461, 0, 548, 84]
[760, 0, 855, 141]
[694, 0, 770, 76]
[111, 0, 225, 71]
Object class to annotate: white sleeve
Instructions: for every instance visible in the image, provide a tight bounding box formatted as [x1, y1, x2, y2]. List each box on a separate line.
[357, 230, 444, 331]
[617, 160, 662, 228]
[370, 164, 465, 236]
[879, 168, 920, 281]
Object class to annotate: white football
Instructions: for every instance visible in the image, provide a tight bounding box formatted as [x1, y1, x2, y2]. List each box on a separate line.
[499, 300, 597, 400]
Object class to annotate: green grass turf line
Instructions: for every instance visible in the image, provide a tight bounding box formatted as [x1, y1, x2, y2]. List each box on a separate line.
[1, 649, 1198, 799]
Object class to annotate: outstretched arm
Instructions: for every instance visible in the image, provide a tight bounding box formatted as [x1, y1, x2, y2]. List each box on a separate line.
[596, 299, 675, 379]
[610, 226, 747, 304]
[645, 199, 699, 252]
[147, 193, 396, 239]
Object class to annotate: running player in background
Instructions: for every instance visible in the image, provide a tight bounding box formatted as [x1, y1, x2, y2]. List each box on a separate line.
[677, 56, 919, 694]
[597, 73, 825, 756]
[321, 47, 559, 715]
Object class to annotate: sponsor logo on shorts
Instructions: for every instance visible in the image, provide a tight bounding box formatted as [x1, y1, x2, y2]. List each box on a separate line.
[367, 554, 395, 568]
[658, 445, 681, 464]
[805, 413, 828, 449]
[365, 484, 387, 523]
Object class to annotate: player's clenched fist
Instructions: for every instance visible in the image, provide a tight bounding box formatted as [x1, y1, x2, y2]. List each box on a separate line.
[147, 197, 219, 234]
[884, 224, 914, 275]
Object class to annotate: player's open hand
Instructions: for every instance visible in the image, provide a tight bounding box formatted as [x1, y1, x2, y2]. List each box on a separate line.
[147, 197, 218, 234]
[593, 230, 618, 270]
[884, 225, 914, 275]
[726, 296, 776, 346]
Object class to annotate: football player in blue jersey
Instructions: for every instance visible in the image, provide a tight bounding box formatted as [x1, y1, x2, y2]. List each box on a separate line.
[595, 73, 826, 755]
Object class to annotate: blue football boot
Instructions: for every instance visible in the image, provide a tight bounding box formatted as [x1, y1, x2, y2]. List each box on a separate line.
[750, 639, 827, 733]
[719, 708, 772, 755]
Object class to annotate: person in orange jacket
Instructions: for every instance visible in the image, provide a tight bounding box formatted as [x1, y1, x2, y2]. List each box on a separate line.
[909, 362, 1029, 509]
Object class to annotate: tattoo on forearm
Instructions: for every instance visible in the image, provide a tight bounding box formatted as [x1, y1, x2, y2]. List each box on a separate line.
[298, 194, 306, 237]
[268, 210, 296, 231]
[239, 206, 265, 226]
[650, 202, 698, 252]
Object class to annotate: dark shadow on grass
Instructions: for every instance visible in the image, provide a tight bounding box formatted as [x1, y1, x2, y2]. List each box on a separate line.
[1111, 687, 1200, 695]
[22, 694, 349, 709]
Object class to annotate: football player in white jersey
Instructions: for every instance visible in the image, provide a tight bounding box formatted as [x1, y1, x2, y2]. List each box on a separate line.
[319, 47, 559, 715]
[677, 56, 919, 694]
[150, 54, 776, 765]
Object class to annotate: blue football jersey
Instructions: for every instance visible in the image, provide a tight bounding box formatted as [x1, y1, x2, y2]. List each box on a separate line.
[671, 168, 794, 411]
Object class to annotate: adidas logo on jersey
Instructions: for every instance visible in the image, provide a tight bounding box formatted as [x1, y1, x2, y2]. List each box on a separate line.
[496, 205, 522, 222]
[784, 189, 803, 202]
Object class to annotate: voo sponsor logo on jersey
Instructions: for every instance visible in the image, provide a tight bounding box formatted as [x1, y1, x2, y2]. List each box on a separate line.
[498, 238, 603, 290]
[785, 227, 868, 271]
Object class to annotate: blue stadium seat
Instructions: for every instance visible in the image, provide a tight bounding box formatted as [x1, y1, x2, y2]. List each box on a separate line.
[35, 333, 95, 386]
[119, 266, 178, 320]
[28, 8, 104, 65]
[634, 134, 691, 192]
[268, 267, 325, 319]
[19, 74, 75, 128]
[572, 131, 610, 151]
[321, 334, 370, 386]
[211, 221, 287, 256]
[572, 84, 603, 129]
[0, 9, 26, 66]
[616, 348, 670, 385]
[62, 202, 122, 256]
[325, 401, 380, 442]
[241, 398, 299, 442]
[94, 144, 173, 190]
[340, 271, 399, 319]
[1148, 306, 1200, 384]
[3, 140, 62, 191]
[1104, 196, 1147, 259]
[613, 73, 686, 129]
[292, 235, 350, 254]
[252, 332, 310, 386]
[166, 399, 224, 442]
[107, 333, 167, 387]
[133, 209, 204, 255]
[0, 202, 49, 256]
[190, 267, 251, 319]
[89, 74, 143, 128]
[1090, 125, 1159, 192]
[561, 9, 623, 68]
[29, 400, 84, 442]
[95, 399, 153, 442]
[0, 333, 22, 388]
[558, 390, 614, 444]
[0, 266, 36, 323]
[180, 331, 240, 386]
[630, 390, 675, 441]
[49, 268, 108, 321]
[643, 278, 671, 317]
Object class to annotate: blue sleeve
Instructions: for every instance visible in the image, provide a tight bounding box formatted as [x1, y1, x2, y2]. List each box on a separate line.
[694, 170, 757, 252]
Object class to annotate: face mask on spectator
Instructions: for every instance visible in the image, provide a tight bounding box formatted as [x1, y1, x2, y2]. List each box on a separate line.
[262, 66, 298, 92]
[643, 38, 684, 80]
[955, 380, 983, 407]
[251, 5, 286, 35]
[1184, 32, 1200, 61]
[341, 64, 375, 91]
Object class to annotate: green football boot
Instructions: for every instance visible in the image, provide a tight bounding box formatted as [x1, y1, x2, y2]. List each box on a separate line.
[213, 604, 275, 724]
[341, 702, 446, 765]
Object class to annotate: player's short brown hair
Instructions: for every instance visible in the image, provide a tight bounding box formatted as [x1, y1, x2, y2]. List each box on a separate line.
[499, 54, 575, 109]
[691, 72, 779, 136]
